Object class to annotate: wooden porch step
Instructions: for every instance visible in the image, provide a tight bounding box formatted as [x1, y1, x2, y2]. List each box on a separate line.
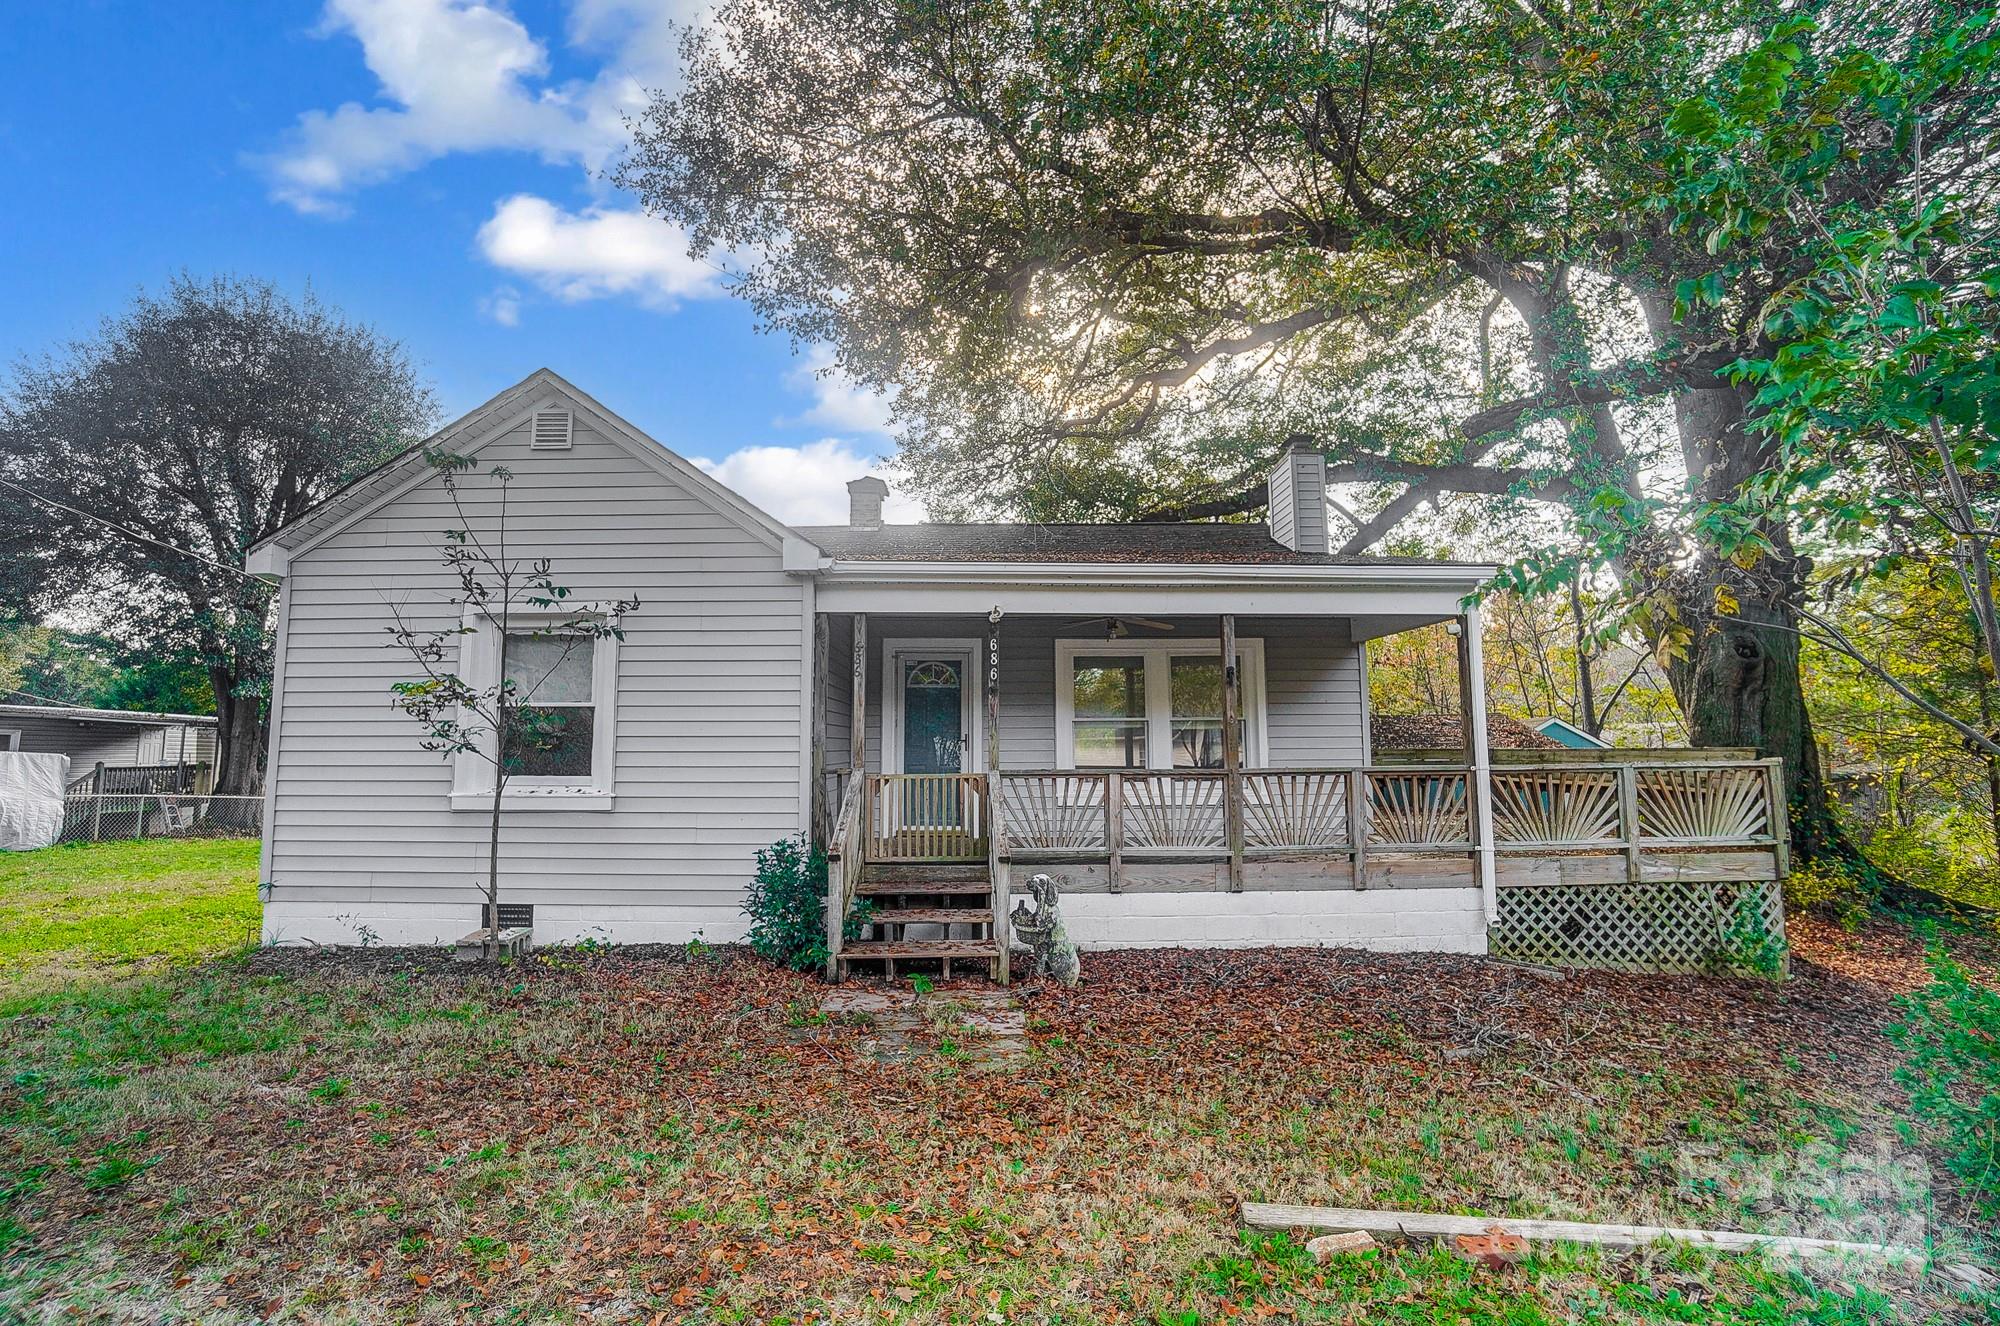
[856, 885, 992, 903]
[865, 907, 992, 925]
[860, 864, 990, 884]
[840, 940, 1000, 960]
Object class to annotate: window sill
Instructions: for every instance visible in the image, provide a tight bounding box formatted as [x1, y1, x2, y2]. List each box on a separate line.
[449, 789, 616, 813]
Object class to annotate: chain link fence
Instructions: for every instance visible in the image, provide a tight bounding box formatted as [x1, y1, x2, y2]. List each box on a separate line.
[58, 792, 263, 843]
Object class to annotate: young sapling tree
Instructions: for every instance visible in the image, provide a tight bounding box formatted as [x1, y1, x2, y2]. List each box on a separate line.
[386, 450, 638, 957]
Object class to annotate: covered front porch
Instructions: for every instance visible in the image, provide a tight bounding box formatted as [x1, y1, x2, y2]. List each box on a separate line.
[805, 563, 1787, 983]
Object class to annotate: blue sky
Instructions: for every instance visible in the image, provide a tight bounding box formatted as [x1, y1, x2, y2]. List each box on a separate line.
[0, 0, 917, 524]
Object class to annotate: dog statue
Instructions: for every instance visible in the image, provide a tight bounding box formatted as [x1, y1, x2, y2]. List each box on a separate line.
[1010, 872, 1080, 986]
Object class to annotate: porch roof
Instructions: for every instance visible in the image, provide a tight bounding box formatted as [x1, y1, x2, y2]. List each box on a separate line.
[796, 520, 1474, 568]
[799, 532, 1494, 622]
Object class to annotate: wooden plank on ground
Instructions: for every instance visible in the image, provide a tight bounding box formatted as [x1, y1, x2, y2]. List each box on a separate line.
[1238, 1203, 1993, 1291]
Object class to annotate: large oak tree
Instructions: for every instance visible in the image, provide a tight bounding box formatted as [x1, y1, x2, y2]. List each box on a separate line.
[621, 0, 1995, 859]
[0, 275, 434, 794]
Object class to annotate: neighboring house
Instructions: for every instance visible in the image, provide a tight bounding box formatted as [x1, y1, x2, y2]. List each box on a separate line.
[0, 701, 216, 773]
[246, 371, 1788, 977]
[1532, 716, 1613, 750]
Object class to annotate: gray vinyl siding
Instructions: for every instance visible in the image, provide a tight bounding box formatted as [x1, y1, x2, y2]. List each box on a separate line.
[852, 614, 1364, 771]
[0, 713, 207, 770]
[822, 612, 854, 766]
[265, 418, 805, 913]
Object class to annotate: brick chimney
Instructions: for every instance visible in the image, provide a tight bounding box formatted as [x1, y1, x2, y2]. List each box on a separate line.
[1267, 440, 1328, 554]
[847, 475, 889, 529]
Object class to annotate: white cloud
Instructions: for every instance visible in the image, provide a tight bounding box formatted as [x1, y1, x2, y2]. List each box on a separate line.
[263, 0, 696, 214]
[261, 0, 593, 213]
[476, 195, 719, 306]
[695, 439, 924, 526]
[781, 344, 896, 436]
[478, 285, 523, 326]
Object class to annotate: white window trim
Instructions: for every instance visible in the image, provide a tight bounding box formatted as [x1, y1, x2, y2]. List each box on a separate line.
[1054, 637, 1268, 770]
[448, 601, 623, 812]
[880, 637, 982, 774]
[0, 729, 19, 752]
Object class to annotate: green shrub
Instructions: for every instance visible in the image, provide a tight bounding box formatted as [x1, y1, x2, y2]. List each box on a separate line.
[1865, 822, 2000, 911]
[742, 835, 871, 973]
[1715, 892, 1787, 979]
[1783, 858, 1867, 929]
[1886, 948, 2000, 1217]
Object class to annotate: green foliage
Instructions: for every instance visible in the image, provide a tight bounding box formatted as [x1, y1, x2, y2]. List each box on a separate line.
[1714, 893, 1787, 980]
[1887, 949, 2000, 1216]
[0, 275, 436, 794]
[1863, 822, 2000, 913]
[1782, 858, 1868, 930]
[742, 835, 871, 973]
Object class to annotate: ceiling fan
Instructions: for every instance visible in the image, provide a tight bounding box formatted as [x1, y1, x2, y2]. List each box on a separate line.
[1062, 615, 1177, 640]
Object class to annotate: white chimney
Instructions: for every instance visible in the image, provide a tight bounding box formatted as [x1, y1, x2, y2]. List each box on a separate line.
[1268, 440, 1328, 553]
[847, 475, 889, 529]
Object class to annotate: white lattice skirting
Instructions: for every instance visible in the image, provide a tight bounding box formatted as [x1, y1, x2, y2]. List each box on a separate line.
[1490, 879, 1788, 977]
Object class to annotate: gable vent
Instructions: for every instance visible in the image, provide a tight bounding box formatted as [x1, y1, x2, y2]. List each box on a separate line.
[531, 409, 574, 451]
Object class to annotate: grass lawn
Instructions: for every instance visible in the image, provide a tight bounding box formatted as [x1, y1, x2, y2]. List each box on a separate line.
[0, 838, 261, 998]
[0, 895, 1995, 1323]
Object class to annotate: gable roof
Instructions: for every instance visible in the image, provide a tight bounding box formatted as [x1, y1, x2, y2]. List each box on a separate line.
[248, 369, 796, 568]
[798, 521, 1476, 567]
[1533, 716, 1613, 749]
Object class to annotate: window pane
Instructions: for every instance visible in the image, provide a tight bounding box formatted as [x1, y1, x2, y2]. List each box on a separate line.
[503, 705, 596, 778]
[505, 633, 594, 705]
[1073, 720, 1146, 769]
[1171, 657, 1240, 767]
[1172, 722, 1225, 768]
[1072, 658, 1145, 718]
[1170, 657, 1223, 719]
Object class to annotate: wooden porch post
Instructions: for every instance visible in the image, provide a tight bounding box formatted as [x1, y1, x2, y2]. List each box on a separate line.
[984, 622, 1001, 777]
[1457, 607, 1497, 924]
[985, 619, 1009, 984]
[1221, 614, 1244, 892]
[811, 613, 830, 844]
[851, 613, 868, 776]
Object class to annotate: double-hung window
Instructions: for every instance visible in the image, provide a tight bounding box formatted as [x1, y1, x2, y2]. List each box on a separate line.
[502, 633, 597, 780]
[449, 604, 623, 811]
[1058, 639, 1263, 770]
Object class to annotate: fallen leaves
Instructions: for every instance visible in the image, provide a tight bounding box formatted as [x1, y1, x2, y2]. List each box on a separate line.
[0, 939, 1989, 1322]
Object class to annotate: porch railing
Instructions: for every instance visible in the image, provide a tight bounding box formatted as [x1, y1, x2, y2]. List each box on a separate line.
[822, 771, 868, 980]
[990, 760, 1783, 865]
[865, 773, 990, 862]
[994, 767, 1484, 859]
[825, 758, 1784, 981]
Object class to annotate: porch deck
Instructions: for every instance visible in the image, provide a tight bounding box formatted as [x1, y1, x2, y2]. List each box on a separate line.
[825, 758, 1790, 982]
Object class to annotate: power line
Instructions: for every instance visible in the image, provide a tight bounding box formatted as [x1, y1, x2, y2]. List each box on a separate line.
[0, 474, 272, 589]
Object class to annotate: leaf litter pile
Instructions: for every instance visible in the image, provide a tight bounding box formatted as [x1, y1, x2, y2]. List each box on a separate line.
[1, 933, 1994, 1323]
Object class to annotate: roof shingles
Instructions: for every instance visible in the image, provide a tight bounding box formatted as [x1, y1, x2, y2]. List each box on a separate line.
[798, 521, 1471, 567]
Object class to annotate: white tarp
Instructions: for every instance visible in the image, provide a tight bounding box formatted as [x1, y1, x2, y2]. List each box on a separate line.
[0, 752, 71, 851]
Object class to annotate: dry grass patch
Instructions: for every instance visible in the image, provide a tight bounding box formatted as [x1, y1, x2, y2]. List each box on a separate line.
[0, 942, 1993, 1323]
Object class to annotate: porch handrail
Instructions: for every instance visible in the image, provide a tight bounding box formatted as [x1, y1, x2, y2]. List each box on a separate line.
[822, 771, 868, 980]
[988, 758, 1783, 872]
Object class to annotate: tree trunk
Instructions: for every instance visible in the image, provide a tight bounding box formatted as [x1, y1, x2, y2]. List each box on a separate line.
[208, 665, 267, 796]
[1673, 560, 1838, 863]
[1651, 359, 1845, 865]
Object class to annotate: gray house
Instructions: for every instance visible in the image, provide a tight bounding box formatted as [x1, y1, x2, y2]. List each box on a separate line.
[247, 372, 1787, 978]
[0, 702, 216, 774]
